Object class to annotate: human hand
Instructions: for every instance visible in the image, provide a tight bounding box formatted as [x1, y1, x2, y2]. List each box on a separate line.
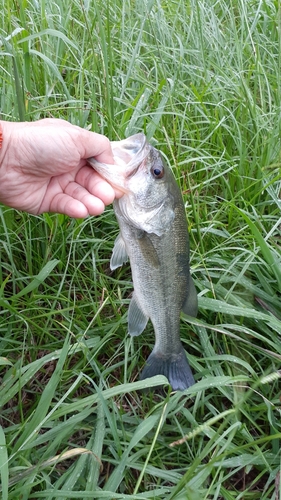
[0, 118, 120, 217]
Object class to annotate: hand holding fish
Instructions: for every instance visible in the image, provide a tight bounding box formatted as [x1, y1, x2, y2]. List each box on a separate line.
[89, 134, 198, 391]
[0, 119, 198, 390]
[0, 118, 121, 217]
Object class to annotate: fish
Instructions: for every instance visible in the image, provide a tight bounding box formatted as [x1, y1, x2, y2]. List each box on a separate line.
[88, 133, 198, 391]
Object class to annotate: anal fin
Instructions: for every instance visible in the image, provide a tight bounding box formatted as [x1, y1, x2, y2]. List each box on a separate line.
[181, 274, 198, 317]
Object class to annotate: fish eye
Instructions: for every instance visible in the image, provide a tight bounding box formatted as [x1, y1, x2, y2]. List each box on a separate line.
[151, 165, 164, 179]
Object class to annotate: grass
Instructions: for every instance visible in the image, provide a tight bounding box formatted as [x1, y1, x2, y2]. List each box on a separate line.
[0, 0, 281, 498]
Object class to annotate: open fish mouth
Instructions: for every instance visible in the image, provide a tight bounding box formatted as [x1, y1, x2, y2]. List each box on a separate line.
[87, 133, 150, 193]
[111, 133, 148, 171]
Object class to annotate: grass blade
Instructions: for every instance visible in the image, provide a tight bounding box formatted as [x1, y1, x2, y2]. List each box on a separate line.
[0, 426, 8, 500]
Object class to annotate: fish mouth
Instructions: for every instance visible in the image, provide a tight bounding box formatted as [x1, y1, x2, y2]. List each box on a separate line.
[111, 133, 148, 174]
[87, 157, 130, 193]
[87, 133, 149, 193]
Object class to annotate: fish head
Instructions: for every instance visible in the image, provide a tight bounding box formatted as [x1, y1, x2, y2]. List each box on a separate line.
[88, 133, 177, 235]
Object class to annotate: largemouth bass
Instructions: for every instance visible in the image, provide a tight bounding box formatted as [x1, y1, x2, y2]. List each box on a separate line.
[88, 134, 198, 390]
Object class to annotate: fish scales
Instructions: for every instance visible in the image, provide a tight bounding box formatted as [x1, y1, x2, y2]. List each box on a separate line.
[88, 134, 198, 391]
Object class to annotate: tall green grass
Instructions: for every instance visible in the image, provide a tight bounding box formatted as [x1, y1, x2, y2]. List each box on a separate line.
[0, 0, 280, 498]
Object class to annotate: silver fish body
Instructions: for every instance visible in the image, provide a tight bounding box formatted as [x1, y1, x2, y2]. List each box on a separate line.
[88, 134, 198, 390]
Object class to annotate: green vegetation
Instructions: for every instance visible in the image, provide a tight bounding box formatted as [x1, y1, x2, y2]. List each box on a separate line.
[0, 0, 280, 498]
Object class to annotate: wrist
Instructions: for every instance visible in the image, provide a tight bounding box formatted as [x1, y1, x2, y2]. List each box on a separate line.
[0, 121, 21, 209]
[0, 121, 10, 169]
[0, 121, 5, 166]
[0, 121, 20, 173]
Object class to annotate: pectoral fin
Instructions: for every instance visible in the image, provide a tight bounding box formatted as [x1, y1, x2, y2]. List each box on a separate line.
[128, 293, 149, 336]
[138, 233, 160, 268]
[181, 274, 198, 317]
[110, 233, 128, 270]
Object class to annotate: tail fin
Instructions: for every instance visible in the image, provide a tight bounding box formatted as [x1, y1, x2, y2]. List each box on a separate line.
[140, 347, 195, 391]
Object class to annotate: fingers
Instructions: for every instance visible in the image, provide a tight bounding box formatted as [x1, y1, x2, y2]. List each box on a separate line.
[75, 128, 114, 164]
[64, 181, 107, 215]
[48, 194, 93, 218]
[47, 188, 107, 218]
[40, 169, 115, 217]
[75, 166, 116, 205]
